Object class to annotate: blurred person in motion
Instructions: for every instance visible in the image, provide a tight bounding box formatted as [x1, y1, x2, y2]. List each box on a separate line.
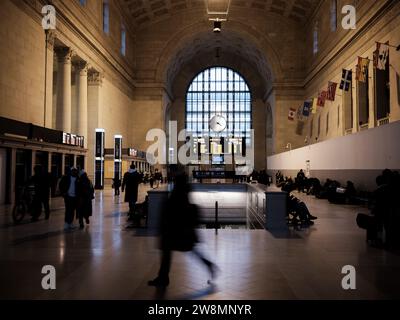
[148, 173, 219, 287]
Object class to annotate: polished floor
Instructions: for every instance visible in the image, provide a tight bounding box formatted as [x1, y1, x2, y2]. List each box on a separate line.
[0, 184, 399, 300]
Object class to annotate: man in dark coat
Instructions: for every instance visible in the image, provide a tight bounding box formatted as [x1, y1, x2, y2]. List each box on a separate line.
[77, 171, 94, 229]
[29, 165, 51, 221]
[59, 167, 79, 230]
[122, 164, 141, 220]
[148, 173, 218, 287]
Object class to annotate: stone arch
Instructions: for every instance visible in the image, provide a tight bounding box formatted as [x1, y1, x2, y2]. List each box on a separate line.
[154, 19, 283, 95]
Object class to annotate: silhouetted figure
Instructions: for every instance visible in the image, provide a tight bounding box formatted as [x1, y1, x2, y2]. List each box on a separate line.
[59, 168, 79, 230]
[122, 164, 141, 221]
[296, 169, 306, 192]
[29, 165, 51, 221]
[112, 177, 121, 196]
[77, 171, 94, 229]
[148, 174, 218, 287]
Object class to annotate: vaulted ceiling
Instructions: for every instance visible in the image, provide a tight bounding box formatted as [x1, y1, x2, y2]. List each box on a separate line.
[119, 0, 321, 28]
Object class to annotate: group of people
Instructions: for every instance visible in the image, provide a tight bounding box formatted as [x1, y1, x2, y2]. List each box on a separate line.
[249, 170, 271, 186]
[111, 168, 163, 197]
[277, 170, 357, 205]
[59, 168, 95, 230]
[357, 169, 400, 248]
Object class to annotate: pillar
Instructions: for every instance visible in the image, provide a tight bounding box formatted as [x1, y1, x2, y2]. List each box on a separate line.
[55, 47, 73, 132]
[76, 61, 88, 146]
[87, 70, 103, 180]
[31, 150, 36, 174]
[44, 31, 55, 128]
[61, 153, 66, 175]
[368, 62, 376, 129]
[10, 148, 16, 205]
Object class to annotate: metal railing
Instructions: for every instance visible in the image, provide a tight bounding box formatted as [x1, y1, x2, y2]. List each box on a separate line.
[378, 117, 390, 126]
[360, 123, 369, 131]
[345, 128, 353, 135]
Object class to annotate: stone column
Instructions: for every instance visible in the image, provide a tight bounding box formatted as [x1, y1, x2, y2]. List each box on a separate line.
[44, 31, 55, 128]
[368, 62, 376, 129]
[87, 70, 104, 180]
[61, 153, 66, 175]
[76, 62, 88, 147]
[10, 148, 16, 205]
[31, 150, 36, 174]
[55, 47, 73, 132]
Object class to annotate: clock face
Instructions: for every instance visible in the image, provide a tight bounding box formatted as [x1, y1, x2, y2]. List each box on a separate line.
[210, 115, 227, 132]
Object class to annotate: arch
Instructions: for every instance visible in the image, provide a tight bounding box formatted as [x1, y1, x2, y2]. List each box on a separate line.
[154, 19, 284, 93]
[185, 66, 252, 140]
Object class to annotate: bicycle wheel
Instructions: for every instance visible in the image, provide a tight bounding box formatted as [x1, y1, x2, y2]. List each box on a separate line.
[12, 202, 27, 224]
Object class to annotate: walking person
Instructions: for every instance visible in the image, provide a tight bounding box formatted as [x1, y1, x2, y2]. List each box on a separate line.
[77, 171, 94, 229]
[148, 173, 219, 287]
[112, 176, 121, 196]
[29, 165, 51, 222]
[59, 167, 79, 231]
[122, 164, 141, 221]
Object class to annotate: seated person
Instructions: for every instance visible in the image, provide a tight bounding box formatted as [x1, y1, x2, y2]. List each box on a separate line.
[287, 194, 317, 227]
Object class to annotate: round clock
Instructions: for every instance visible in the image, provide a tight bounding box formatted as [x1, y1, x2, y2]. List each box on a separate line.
[209, 115, 227, 132]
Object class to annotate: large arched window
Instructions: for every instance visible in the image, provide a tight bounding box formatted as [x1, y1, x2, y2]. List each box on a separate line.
[186, 67, 252, 144]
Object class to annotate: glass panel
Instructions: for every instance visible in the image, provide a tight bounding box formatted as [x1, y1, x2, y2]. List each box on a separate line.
[186, 67, 252, 140]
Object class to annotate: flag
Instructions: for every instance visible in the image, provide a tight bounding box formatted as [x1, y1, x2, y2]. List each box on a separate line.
[288, 108, 296, 121]
[326, 82, 337, 101]
[297, 105, 304, 121]
[339, 69, 352, 91]
[312, 98, 318, 114]
[302, 101, 312, 117]
[374, 42, 389, 70]
[356, 57, 370, 82]
[317, 91, 327, 107]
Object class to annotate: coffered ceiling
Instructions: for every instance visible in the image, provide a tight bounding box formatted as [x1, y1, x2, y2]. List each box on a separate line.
[119, 0, 321, 28]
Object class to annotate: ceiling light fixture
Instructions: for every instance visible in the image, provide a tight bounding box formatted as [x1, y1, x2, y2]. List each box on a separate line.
[210, 18, 225, 33]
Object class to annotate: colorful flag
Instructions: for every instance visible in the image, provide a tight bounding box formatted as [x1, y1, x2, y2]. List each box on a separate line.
[297, 105, 304, 121]
[317, 91, 327, 107]
[339, 69, 352, 91]
[312, 98, 318, 114]
[302, 101, 312, 117]
[326, 82, 338, 101]
[288, 108, 296, 121]
[374, 42, 389, 70]
[356, 57, 370, 82]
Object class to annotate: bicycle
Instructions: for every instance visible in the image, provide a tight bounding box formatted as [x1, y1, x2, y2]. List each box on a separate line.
[12, 185, 35, 224]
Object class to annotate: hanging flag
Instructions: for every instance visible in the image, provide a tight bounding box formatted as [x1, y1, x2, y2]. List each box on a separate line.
[288, 108, 296, 121]
[297, 105, 304, 121]
[326, 82, 338, 101]
[374, 42, 389, 70]
[339, 69, 352, 91]
[312, 98, 318, 114]
[356, 57, 370, 82]
[317, 91, 327, 107]
[302, 101, 312, 117]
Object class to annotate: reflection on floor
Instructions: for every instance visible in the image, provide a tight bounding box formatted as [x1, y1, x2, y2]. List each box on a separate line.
[0, 184, 400, 300]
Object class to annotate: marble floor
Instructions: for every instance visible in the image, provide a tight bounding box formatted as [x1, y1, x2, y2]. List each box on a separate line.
[0, 184, 399, 300]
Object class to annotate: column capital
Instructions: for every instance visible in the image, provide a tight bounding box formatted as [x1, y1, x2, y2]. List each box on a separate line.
[55, 47, 74, 63]
[88, 70, 104, 86]
[45, 30, 56, 50]
[74, 61, 89, 76]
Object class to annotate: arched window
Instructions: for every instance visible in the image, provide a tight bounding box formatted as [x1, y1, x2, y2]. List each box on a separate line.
[186, 67, 252, 143]
[313, 21, 319, 55]
[330, 0, 337, 32]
